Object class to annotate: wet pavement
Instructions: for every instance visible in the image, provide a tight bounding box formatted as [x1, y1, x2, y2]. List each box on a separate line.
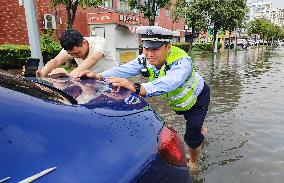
[144, 47, 284, 183]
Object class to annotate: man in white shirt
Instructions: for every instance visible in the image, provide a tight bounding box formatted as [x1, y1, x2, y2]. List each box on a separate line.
[36, 29, 118, 77]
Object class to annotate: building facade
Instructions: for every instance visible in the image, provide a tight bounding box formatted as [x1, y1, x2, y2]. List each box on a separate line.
[0, 0, 184, 45]
[0, 0, 185, 62]
[0, 0, 88, 45]
[246, 0, 284, 27]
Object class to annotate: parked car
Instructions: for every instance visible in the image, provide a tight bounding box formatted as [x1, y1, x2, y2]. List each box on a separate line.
[0, 70, 192, 183]
[276, 40, 284, 47]
[237, 39, 249, 49]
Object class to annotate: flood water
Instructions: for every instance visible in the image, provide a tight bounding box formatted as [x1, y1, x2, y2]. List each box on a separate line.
[145, 47, 284, 183]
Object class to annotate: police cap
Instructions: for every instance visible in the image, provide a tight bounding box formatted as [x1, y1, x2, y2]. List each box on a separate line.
[136, 26, 174, 48]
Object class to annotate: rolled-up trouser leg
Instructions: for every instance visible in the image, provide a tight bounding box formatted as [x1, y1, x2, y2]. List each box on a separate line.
[183, 82, 210, 149]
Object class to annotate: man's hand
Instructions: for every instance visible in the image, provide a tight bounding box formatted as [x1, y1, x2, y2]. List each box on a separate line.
[76, 70, 102, 80]
[47, 68, 70, 78]
[36, 69, 43, 77]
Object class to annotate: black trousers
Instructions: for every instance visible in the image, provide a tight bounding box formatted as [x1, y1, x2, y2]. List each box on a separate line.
[176, 82, 210, 149]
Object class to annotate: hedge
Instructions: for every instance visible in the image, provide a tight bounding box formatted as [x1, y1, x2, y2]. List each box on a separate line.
[172, 42, 222, 52]
[0, 32, 61, 69]
[193, 43, 222, 51]
[0, 45, 61, 69]
[171, 42, 191, 53]
[0, 45, 31, 69]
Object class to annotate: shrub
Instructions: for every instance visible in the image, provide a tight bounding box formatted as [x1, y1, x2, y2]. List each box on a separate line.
[40, 31, 61, 63]
[0, 44, 30, 69]
[0, 31, 61, 69]
[193, 43, 222, 51]
[171, 42, 191, 53]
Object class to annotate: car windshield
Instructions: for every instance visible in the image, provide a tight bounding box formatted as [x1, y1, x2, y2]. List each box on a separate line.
[0, 71, 75, 105]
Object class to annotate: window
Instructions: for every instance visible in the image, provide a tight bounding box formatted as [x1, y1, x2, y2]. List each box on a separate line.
[166, 10, 171, 17]
[43, 14, 56, 29]
[103, 0, 112, 8]
[119, 0, 131, 11]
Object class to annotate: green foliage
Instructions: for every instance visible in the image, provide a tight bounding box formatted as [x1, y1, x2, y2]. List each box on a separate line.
[0, 45, 30, 69]
[51, 0, 103, 28]
[198, 0, 247, 51]
[193, 43, 222, 51]
[248, 18, 284, 42]
[247, 18, 269, 39]
[173, 0, 208, 47]
[172, 42, 222, 52]
[128, 0, 170, 25]
[40, 31, 61, 63]
[0, 32, 61, 69]
[171, 42, 191, 53]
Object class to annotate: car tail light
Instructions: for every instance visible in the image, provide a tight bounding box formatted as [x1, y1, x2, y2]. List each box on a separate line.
[158, 125, 187, 167]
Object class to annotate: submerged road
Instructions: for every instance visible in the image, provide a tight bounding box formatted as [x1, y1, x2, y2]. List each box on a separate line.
[146, 47, 284, 183]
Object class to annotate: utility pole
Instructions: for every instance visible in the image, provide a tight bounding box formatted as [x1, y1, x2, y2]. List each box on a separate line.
[234, 28, 237, 51]
[22, 0, 43, 67]
[214, 35, 218, 53]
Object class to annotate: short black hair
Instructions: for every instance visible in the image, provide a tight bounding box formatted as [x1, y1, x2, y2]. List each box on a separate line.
[59, 29, 84, 51]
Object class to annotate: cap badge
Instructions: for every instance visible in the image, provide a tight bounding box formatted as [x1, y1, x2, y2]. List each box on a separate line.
[146, 29, 155, 35]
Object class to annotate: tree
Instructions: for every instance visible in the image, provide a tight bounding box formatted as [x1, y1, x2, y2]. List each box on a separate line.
[173, 0, 208, 49]
[128, 0, 171, 26]
[247, 18, 270, 43]
[202, 0, 248, 52]
[222, 0, 248, 50]
[51, 0, 103, 29]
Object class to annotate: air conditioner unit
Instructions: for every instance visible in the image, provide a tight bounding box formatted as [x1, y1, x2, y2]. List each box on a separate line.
[43, 14, 56, 29]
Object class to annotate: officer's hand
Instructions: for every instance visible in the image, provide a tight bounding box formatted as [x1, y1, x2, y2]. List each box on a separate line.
[105, 77, 135, 93]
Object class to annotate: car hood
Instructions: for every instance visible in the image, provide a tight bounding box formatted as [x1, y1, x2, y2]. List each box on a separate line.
[27, 76, 151, 117]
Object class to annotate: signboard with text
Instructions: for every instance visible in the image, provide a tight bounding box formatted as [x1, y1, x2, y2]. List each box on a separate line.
[87, 12, 139, 25]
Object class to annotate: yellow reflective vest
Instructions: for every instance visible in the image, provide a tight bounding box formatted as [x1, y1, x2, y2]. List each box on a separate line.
[147, 46, 199, 111]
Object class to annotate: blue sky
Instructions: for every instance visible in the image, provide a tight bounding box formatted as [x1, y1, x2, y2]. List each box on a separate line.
[269, 0, 284, 8]
[248, 0, 284, 9]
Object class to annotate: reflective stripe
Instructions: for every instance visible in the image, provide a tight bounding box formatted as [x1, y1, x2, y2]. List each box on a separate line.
[174, 95, 196, 108]
[166, 74, 196, 101]
[168, 74, 198, 107]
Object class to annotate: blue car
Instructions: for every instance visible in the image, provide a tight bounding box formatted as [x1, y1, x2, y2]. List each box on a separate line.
[0, 70, 192, 183]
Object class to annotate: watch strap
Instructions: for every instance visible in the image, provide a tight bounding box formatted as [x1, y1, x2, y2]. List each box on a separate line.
[133, 83, 141, 94]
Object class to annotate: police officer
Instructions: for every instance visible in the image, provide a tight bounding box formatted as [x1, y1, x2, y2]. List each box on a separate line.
[77, 26, 210, 170]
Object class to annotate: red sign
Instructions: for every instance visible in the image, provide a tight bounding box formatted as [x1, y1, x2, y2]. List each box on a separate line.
[88, 13, 114, 24]
[87, 12, 140, 25]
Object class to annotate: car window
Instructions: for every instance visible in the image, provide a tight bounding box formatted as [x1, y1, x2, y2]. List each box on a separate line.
[0, 71, 75, 105]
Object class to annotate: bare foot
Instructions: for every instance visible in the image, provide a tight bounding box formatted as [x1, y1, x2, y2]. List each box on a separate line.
[187, 160, 199, 175]
[201, 127, 208, 136]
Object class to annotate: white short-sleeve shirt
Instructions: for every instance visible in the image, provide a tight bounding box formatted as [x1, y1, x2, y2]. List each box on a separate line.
[61, 36, 118, 73]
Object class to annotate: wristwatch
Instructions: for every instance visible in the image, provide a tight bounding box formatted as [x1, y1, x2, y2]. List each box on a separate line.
[133, 83, 141, 94]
